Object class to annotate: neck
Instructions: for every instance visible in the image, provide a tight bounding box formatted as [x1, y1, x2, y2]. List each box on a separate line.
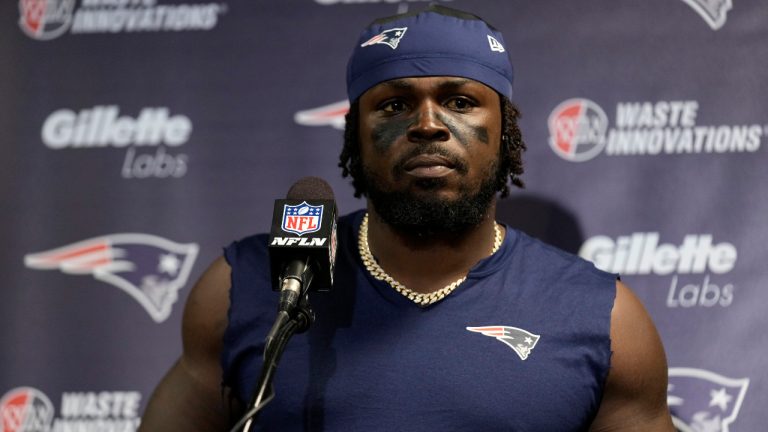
[364, 201, 502, 294]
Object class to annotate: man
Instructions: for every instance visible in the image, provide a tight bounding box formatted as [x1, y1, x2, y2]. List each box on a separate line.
[141, 6, 674, 431]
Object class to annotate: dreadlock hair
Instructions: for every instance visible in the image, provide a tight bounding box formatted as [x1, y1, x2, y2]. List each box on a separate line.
[338, 95, 526, 198]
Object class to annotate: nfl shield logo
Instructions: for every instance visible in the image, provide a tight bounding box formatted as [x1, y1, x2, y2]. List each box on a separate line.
[282, 202, 323, 236]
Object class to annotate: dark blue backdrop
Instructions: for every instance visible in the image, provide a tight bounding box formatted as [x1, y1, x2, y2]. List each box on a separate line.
[1, 1, 764, 430]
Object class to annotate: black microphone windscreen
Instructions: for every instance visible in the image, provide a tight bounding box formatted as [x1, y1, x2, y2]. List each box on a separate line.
[270, 176, 338, 292]
[286, 177, 335, 201]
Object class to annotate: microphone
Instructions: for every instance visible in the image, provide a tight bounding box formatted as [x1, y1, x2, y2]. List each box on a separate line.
[268, 177, 337, 312]
[235, 178, 338, 432]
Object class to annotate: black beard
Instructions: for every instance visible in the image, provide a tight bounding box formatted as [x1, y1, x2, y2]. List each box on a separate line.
[362, 160, 500, 237]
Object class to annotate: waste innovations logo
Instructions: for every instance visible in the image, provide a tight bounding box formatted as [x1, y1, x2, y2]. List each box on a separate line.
[18, 0, 75, 40]
[667, 368, 749, 432]
[41, 105, 191, 179]
[579, 233, 738, 309]
[0, 387, 53, 432]
[1, 387, 142, 432]
[548, 98, 764, 162]
[24, 233, 199, 323]
[19, 0, 227, 41]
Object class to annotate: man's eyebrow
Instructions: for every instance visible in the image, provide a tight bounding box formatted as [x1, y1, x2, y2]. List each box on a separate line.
[379, 78, 475, 91]
[380, 79, 415, 90]
[434, 78, 473, 91]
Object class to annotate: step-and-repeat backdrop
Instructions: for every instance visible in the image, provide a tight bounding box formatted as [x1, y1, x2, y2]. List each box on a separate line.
[1, 1, 765, 430]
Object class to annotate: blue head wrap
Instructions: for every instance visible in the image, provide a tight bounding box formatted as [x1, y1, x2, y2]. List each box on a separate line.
[346, 5, 514, 102]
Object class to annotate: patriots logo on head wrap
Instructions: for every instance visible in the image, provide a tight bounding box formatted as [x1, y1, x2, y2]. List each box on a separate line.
[360, 27, 408, 49]
[466, 326, 540, 361]
[24, 233, 199, 323]
[667, 367, 749, 432]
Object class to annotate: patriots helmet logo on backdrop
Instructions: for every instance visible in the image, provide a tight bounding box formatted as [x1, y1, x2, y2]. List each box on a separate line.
[293, 100, 349, 130]
[679, 0, 732, 30]
[24, 233, 199, 323]
[667, 367, 749, 432]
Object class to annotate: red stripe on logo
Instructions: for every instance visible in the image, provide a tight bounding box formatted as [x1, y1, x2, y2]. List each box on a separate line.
[41, 243, 108, 263]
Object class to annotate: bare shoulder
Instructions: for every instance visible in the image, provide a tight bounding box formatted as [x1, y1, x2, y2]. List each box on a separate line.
[182, 255, 232, 372]
[139, 256, 234, 431]
[589, 280, 675, 431]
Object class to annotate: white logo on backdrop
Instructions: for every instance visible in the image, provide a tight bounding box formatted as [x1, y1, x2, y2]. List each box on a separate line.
[313, 0, 731, 30]
[548, 99, 764, 162]
[0, 387, 142, 431]
[18, 0, 75, 40]
[668, 367, 749, 432]
[41, 105, 191, 179]
[580, 233, 738, 308]
[0, 387, 54, 432]
[680, 0, 732, 30]
[19, 0, 228, 41]
[294, 101, 349, 130]
[25, 233, 199, 322]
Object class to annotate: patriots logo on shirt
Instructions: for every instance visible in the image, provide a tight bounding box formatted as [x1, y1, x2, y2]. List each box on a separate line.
[24, 233, 199, 323]
[667, 367, 749, 432]
[466, 326, 540, 360]
[360, 27, 408, 49]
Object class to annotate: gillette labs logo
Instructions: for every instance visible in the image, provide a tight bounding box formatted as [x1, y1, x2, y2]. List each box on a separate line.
[580, 233, 738, 308]
[579, 233, 736, 276]
[41, 105, 191, 179]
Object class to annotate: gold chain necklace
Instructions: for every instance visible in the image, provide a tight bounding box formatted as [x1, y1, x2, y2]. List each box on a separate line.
[358, 213, 503, 307]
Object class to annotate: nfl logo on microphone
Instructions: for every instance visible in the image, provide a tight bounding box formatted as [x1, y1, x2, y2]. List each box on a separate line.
[282, 202, 323, 236]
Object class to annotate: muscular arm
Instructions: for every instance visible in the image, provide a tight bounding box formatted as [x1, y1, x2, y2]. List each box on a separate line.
[139, 256, 237, 431]
[589, 280, 675, 432]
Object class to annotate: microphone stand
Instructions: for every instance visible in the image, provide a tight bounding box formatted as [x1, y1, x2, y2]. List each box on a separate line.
[229, 294, 315, 432]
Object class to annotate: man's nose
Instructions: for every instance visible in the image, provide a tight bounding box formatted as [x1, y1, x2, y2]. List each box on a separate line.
[406, 101, 450, 143]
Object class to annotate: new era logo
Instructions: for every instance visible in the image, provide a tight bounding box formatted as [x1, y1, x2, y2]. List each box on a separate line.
[487, 35, 505, 53]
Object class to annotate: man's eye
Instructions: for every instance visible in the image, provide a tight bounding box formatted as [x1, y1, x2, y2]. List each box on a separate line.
[381, 100, 406, 113]
[446, 97, 475, 111]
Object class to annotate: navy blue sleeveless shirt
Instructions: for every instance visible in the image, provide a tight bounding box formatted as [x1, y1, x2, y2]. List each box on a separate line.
[222, 210, 616, 431]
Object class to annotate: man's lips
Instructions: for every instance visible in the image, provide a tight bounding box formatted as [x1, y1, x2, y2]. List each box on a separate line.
[402, 154, 456, 178]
